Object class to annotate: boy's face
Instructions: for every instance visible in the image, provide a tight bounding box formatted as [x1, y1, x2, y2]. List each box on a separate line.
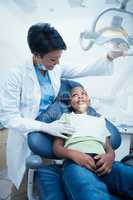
[70, 86, 90, 113]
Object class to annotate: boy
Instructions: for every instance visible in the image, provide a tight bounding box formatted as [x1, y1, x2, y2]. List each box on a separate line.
[53, 86, 133, 200]
[53, 86, 114, 175]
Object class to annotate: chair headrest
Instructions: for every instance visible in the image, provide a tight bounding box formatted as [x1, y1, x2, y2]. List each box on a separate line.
[57, 79, 83, 105]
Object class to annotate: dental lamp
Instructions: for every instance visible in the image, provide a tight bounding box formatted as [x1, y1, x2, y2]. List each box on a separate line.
[80, 0, 133, 53]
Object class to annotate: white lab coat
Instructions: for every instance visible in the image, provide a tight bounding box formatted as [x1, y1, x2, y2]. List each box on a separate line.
[0, 56, 113, 188]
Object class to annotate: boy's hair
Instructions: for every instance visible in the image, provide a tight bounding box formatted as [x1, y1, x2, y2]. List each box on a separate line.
[27, 23, 67, 56]
[70, 85, 85, 96]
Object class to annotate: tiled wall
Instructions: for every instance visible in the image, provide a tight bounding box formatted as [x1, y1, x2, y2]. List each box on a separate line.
[0, 129, 7, 172]
[0, 129, 12, 199]
[0, 129, 27, 200]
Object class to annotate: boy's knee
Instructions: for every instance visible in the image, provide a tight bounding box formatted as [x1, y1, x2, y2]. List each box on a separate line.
[112, 161, 133, 177]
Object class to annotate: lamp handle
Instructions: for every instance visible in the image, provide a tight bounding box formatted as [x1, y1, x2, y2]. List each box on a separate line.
[80, 31, 94, 50]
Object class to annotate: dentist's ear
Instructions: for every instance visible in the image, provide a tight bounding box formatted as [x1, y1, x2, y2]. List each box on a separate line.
[33, 54, 42, 66]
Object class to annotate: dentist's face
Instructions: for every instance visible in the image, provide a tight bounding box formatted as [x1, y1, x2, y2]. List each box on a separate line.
[34, 50, 63, 70]
[70, 86, 90, 113]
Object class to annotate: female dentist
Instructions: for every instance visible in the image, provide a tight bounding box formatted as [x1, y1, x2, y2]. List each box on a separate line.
[0, 23, 124, 199]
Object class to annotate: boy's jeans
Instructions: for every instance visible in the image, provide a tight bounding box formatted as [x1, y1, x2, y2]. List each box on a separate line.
[35, 161, 129, 200]
[35, 164, 68, 200]
[63, 160, 133, 200]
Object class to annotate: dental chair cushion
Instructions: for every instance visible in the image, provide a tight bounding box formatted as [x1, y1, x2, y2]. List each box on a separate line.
[121, 153, 133, 167]
[28, 79, 121, 158]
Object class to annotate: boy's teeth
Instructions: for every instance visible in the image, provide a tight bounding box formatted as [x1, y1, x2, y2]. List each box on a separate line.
[79, 101, 84, 104]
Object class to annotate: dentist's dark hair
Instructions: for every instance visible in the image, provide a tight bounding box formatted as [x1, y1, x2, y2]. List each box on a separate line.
[27, 23, 67, 56]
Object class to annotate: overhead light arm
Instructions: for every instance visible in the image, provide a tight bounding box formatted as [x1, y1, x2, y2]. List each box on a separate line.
[80, 0, 133, 51]
[92, 7, 133, 33]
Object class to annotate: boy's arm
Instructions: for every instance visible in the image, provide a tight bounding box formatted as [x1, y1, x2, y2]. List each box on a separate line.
[95, 137, 115, 176]
[105, 137, 115, 157]
[53, 138, 96, 171]
[53, 137, 71, 159]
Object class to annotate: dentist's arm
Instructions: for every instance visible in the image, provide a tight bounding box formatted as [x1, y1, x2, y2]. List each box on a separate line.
[61, 51, 124, 78]
[0, 67, 74, 138]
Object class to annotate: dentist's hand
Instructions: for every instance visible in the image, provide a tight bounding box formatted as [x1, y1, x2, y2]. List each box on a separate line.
[41, 120, 75, 139]
[107, 50, 123, 61]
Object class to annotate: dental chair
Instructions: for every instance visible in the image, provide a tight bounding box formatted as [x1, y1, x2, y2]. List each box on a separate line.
[26, 79, 122, 200]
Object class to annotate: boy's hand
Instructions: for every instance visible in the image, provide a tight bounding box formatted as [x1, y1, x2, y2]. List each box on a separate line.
[69, 150, 96, 172]
[94, 152, 115, 176]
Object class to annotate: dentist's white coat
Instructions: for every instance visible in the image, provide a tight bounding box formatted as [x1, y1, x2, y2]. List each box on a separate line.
[0, 57, 113, 188]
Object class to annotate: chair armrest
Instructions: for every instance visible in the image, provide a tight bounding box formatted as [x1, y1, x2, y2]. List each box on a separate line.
[26, 155, 43, 169]
[121, 153, 133, 166]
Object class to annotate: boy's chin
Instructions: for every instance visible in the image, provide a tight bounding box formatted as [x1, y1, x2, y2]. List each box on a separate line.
[77, 104, 88, 113]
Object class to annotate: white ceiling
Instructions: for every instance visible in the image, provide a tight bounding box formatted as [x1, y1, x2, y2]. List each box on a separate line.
[0, 0, 132, 25]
